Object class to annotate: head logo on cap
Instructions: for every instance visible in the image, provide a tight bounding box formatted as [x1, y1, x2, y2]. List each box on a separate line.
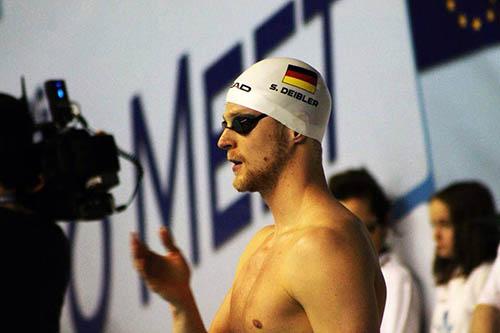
[282, 64, 318, 94]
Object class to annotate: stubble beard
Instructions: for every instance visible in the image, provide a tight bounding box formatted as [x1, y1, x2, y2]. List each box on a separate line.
[233, 131, 289, 193]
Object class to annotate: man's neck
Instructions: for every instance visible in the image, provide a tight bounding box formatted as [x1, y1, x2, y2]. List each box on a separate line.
[261, 156, 329, 233]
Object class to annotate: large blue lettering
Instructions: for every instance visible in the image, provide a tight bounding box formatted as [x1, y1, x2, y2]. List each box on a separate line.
[132, 55, 200, 303]
[68, 219, 111, 333]
[303, 0, 339, 162]
[204, 45, 252, 248]
[254, 1, 296, 60]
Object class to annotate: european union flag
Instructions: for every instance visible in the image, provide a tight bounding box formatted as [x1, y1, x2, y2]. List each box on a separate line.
[408, 0, 500, 71]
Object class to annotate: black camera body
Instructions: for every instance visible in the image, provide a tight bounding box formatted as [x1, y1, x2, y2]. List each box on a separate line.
[30, 80, 121, 221]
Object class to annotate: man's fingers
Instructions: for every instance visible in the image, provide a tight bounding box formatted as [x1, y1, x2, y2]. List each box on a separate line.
[130, 234, 147, 275]
[130, 232, 149, 259]
[133, 258, 146, 274]
[130, 228, 179, 256]
[159, 227, 179, 252]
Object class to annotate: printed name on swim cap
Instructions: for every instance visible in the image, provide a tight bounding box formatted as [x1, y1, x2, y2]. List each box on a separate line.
[269, 84, 319, 107]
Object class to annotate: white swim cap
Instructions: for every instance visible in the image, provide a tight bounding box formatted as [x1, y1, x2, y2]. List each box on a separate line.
[226, 57, 332, 142]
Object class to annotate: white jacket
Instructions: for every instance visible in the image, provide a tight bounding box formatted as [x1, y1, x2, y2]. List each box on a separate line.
[477, 245, 500, 310]
[379, 251, 421, 333]
[431, 262, 492, 333]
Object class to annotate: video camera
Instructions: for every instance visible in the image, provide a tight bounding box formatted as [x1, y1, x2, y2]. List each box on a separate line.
[26, 79, 142, 221]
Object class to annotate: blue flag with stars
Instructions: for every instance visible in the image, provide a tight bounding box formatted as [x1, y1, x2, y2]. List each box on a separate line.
[408, 0, 500, 70]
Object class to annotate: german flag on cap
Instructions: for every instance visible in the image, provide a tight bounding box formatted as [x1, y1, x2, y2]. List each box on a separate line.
[282, 64, 318, 94]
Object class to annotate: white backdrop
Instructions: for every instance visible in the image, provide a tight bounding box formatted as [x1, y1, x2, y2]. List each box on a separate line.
[1, 1, 498, 332]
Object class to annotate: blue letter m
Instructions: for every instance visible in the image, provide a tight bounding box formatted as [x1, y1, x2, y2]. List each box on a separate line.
[132, 55, 199, 268]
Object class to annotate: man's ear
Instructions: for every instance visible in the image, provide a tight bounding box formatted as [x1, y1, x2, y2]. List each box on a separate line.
[292, 131, 306, 144]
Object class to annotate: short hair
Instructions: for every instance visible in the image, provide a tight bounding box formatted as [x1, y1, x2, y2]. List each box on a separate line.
[328, 168, 390, 227]
[0, 93, 39, 190]
[431, 181, 499, 285]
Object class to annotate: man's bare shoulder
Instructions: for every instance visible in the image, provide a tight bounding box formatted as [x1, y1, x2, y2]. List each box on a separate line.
[288, 222, 368, 260]
[305, 199, 366, 237]
[303, 192, 358, 223]
[281, 214, 378, 283]
[254, 224, 275, 238]
[285, 225, 378, 285]
[279, 223, 384, 331]
[235, 225, 275, 272]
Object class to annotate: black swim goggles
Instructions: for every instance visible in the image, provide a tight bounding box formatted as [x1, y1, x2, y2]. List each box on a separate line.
[221, 114, 268, 135]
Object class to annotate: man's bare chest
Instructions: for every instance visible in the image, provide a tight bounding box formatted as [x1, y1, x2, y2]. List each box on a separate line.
[228, 243, 311, 332]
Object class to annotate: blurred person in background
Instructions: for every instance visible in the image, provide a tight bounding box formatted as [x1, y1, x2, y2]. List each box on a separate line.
[329, 168, 421, 333]
[470, 215, 500, 333]
[429, 182, 499, 333]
